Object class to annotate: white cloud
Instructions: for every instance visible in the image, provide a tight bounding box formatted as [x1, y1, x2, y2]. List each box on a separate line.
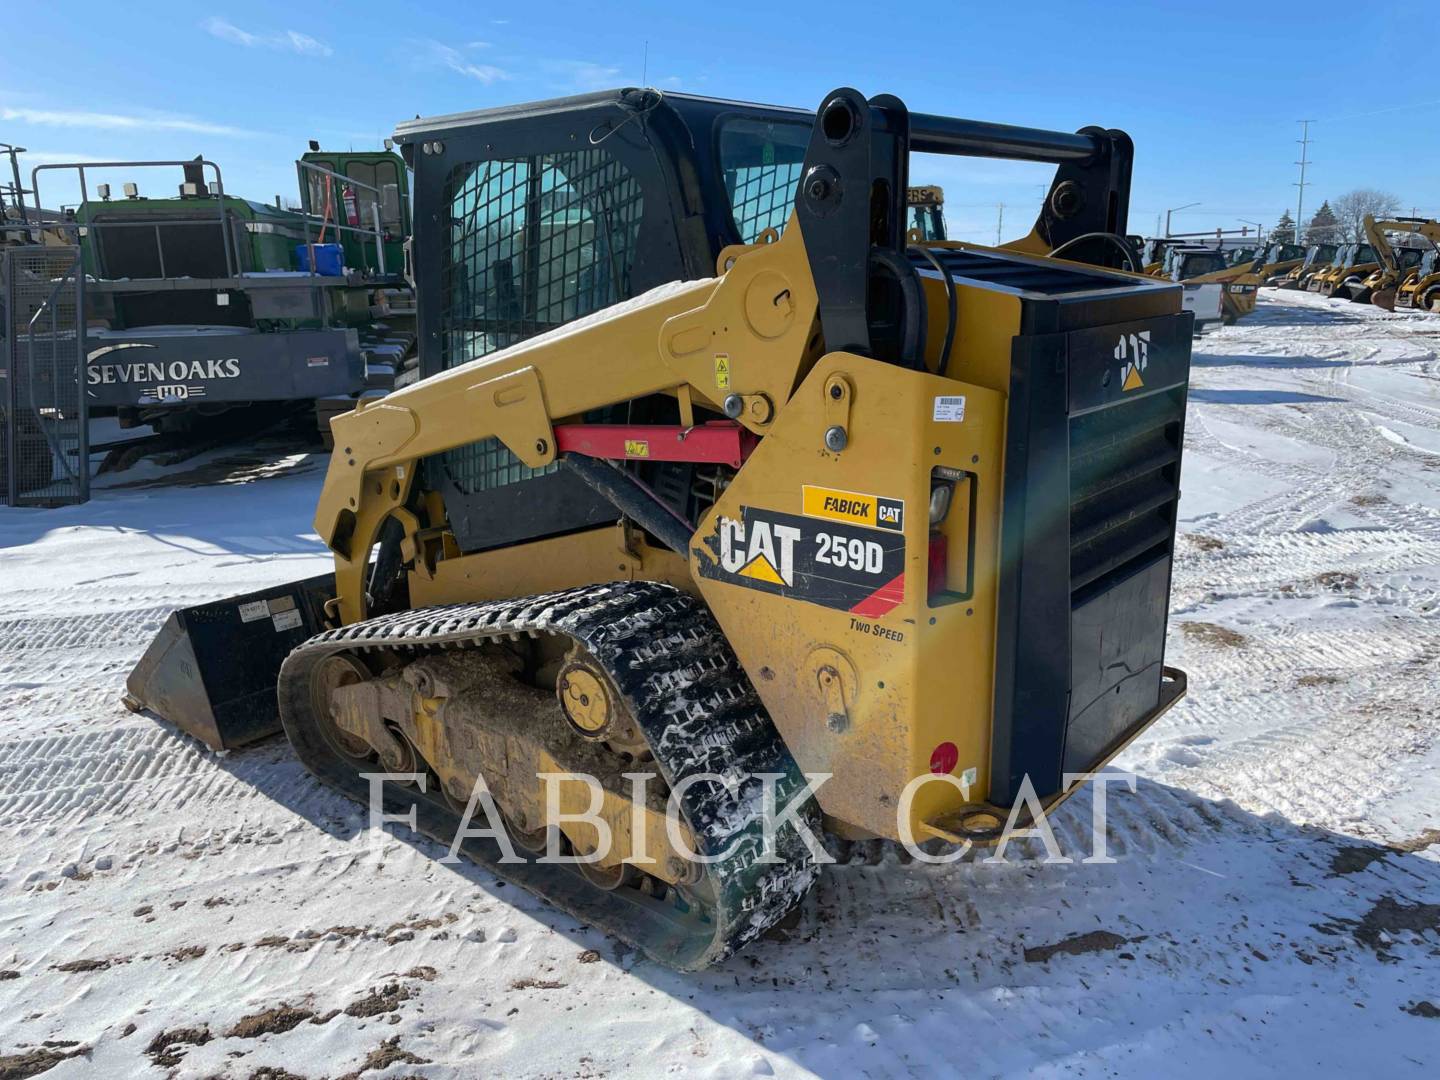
[426, 41, 509, 84]
[542, 60, 624, 92]
[204, 17, 332, 57]
[1, 106, 256, 138]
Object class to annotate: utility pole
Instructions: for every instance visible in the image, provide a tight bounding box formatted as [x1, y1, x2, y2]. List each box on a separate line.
[1294, 120, 1312, 245]
[995, 203, 1005, 246]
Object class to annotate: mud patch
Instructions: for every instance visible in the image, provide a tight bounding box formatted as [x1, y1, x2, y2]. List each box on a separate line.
[1318, 895, 1440, 956]
[166, 945, 207, 963]
[0, 971, 18, 981]
[577, 950, 602, 964]
[1181, 622, 1246, 648]
[1330, 828, 1440, 876]
[146, 1027, 211, 1068]
[226, 1005, 316, 1039]
[0, 1043, 88, 1079]
[510, 977, 567, 990]
[340, 1036, 430, 1079]
[403, 966, 437, 982]
[1023, 930, 1128, 964]
[1296, 673, 1342, 687]
[344, 983, 413, 1018]
[1187, 534, 1226, 551]
[51, 957, 121, 974]
[1404, 1000, 1440, 1019]
[1315, 570, 1359, 590]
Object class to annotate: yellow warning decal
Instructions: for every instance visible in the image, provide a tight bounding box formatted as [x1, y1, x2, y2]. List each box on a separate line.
[714, 353, 731, 390]
[801, 485, 905, 532]
[624, 439, 650, 458]
[1122, 365, 1144, 391]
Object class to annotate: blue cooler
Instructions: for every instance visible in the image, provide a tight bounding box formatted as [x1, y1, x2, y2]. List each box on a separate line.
[296, 242, 344, 276]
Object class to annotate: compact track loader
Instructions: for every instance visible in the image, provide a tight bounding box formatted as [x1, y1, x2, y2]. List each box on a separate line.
[126, 87, 1192, 969]
[1274, 244, 1338, 289]
[1395, 246, 1440, 311]
[1310, 241, 1378, 297]
[1251, 241, 1309, 285]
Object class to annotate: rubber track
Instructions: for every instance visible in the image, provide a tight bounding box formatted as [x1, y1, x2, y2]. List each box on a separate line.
[276, 580, 820, 970]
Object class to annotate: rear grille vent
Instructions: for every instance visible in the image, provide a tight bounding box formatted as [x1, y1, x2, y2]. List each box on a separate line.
[1069, 386, 1185, 600]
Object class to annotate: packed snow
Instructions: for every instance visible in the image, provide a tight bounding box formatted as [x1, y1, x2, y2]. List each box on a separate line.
[1, 289, 1438, 1077]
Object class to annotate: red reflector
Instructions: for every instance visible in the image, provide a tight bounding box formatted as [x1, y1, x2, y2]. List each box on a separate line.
[929, 741, 959, 775]
[927, 532, 947, 601]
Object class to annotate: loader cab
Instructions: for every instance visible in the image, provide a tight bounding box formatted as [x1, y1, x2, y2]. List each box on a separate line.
[1166, 247, 1227, 280]
[1396, 246, 1426, 271]
[1338, 243, 1375, 270]
[394, 89, 819, 551]
[906, 185, 946, 242]
[298, 148, 410, 275]
[1257, 242, 1306, 267]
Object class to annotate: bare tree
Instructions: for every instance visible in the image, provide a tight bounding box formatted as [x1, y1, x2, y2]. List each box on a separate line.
[1331, 188, 1402, 242]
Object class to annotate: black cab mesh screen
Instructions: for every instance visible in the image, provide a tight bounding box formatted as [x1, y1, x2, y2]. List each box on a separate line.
[717, 117, 810, 243]
[437, 150, 643, 494]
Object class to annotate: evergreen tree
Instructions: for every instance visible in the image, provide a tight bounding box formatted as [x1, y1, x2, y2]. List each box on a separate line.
[1273, 209, 1296, 243]
[1304, 201, 1339, 244]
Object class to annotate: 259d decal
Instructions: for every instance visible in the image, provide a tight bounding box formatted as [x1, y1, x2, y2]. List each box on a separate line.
[700, 506, 906, 617]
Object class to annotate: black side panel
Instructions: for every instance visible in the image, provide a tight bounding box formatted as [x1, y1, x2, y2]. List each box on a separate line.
[991, 310, 1192, 805]
[991, 330, 1073, 804]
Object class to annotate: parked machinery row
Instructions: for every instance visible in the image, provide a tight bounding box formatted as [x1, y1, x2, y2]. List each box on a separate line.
[1267, 216, 1440, 312]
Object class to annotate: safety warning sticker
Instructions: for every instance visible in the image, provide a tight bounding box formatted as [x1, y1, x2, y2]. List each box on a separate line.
[699, 506, 906, 617]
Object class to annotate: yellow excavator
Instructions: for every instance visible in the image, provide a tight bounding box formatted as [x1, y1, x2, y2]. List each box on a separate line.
[1340, 216, 1429, 306]
[1273, 243, 1339, 289]
[124, 87, 1191, 969]
[1361, 217, 1440, 310]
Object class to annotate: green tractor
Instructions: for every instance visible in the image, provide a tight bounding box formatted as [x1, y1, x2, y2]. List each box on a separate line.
[41, 144, 415, 445]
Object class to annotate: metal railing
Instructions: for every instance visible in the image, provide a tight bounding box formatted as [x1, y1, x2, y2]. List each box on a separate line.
[32, 158, 238, 279]
[293, 159, 388, 277]
[2, 245, 88, 507]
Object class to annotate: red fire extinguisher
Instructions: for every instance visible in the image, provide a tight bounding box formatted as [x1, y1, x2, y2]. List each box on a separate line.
[343, 185, 360, 227]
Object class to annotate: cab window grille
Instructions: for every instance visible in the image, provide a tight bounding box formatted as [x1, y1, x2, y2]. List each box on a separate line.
[718, 117, 810, 243]
[436, 149, 643, 494]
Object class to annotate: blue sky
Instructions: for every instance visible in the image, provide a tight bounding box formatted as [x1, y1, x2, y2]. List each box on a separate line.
[7, 1, 1439, 242]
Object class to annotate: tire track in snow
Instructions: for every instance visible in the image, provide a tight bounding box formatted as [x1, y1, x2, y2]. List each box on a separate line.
[0, 724, 328, 828]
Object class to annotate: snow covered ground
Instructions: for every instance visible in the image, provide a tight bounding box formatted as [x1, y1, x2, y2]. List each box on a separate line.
[1, 289, 1438, 1078]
